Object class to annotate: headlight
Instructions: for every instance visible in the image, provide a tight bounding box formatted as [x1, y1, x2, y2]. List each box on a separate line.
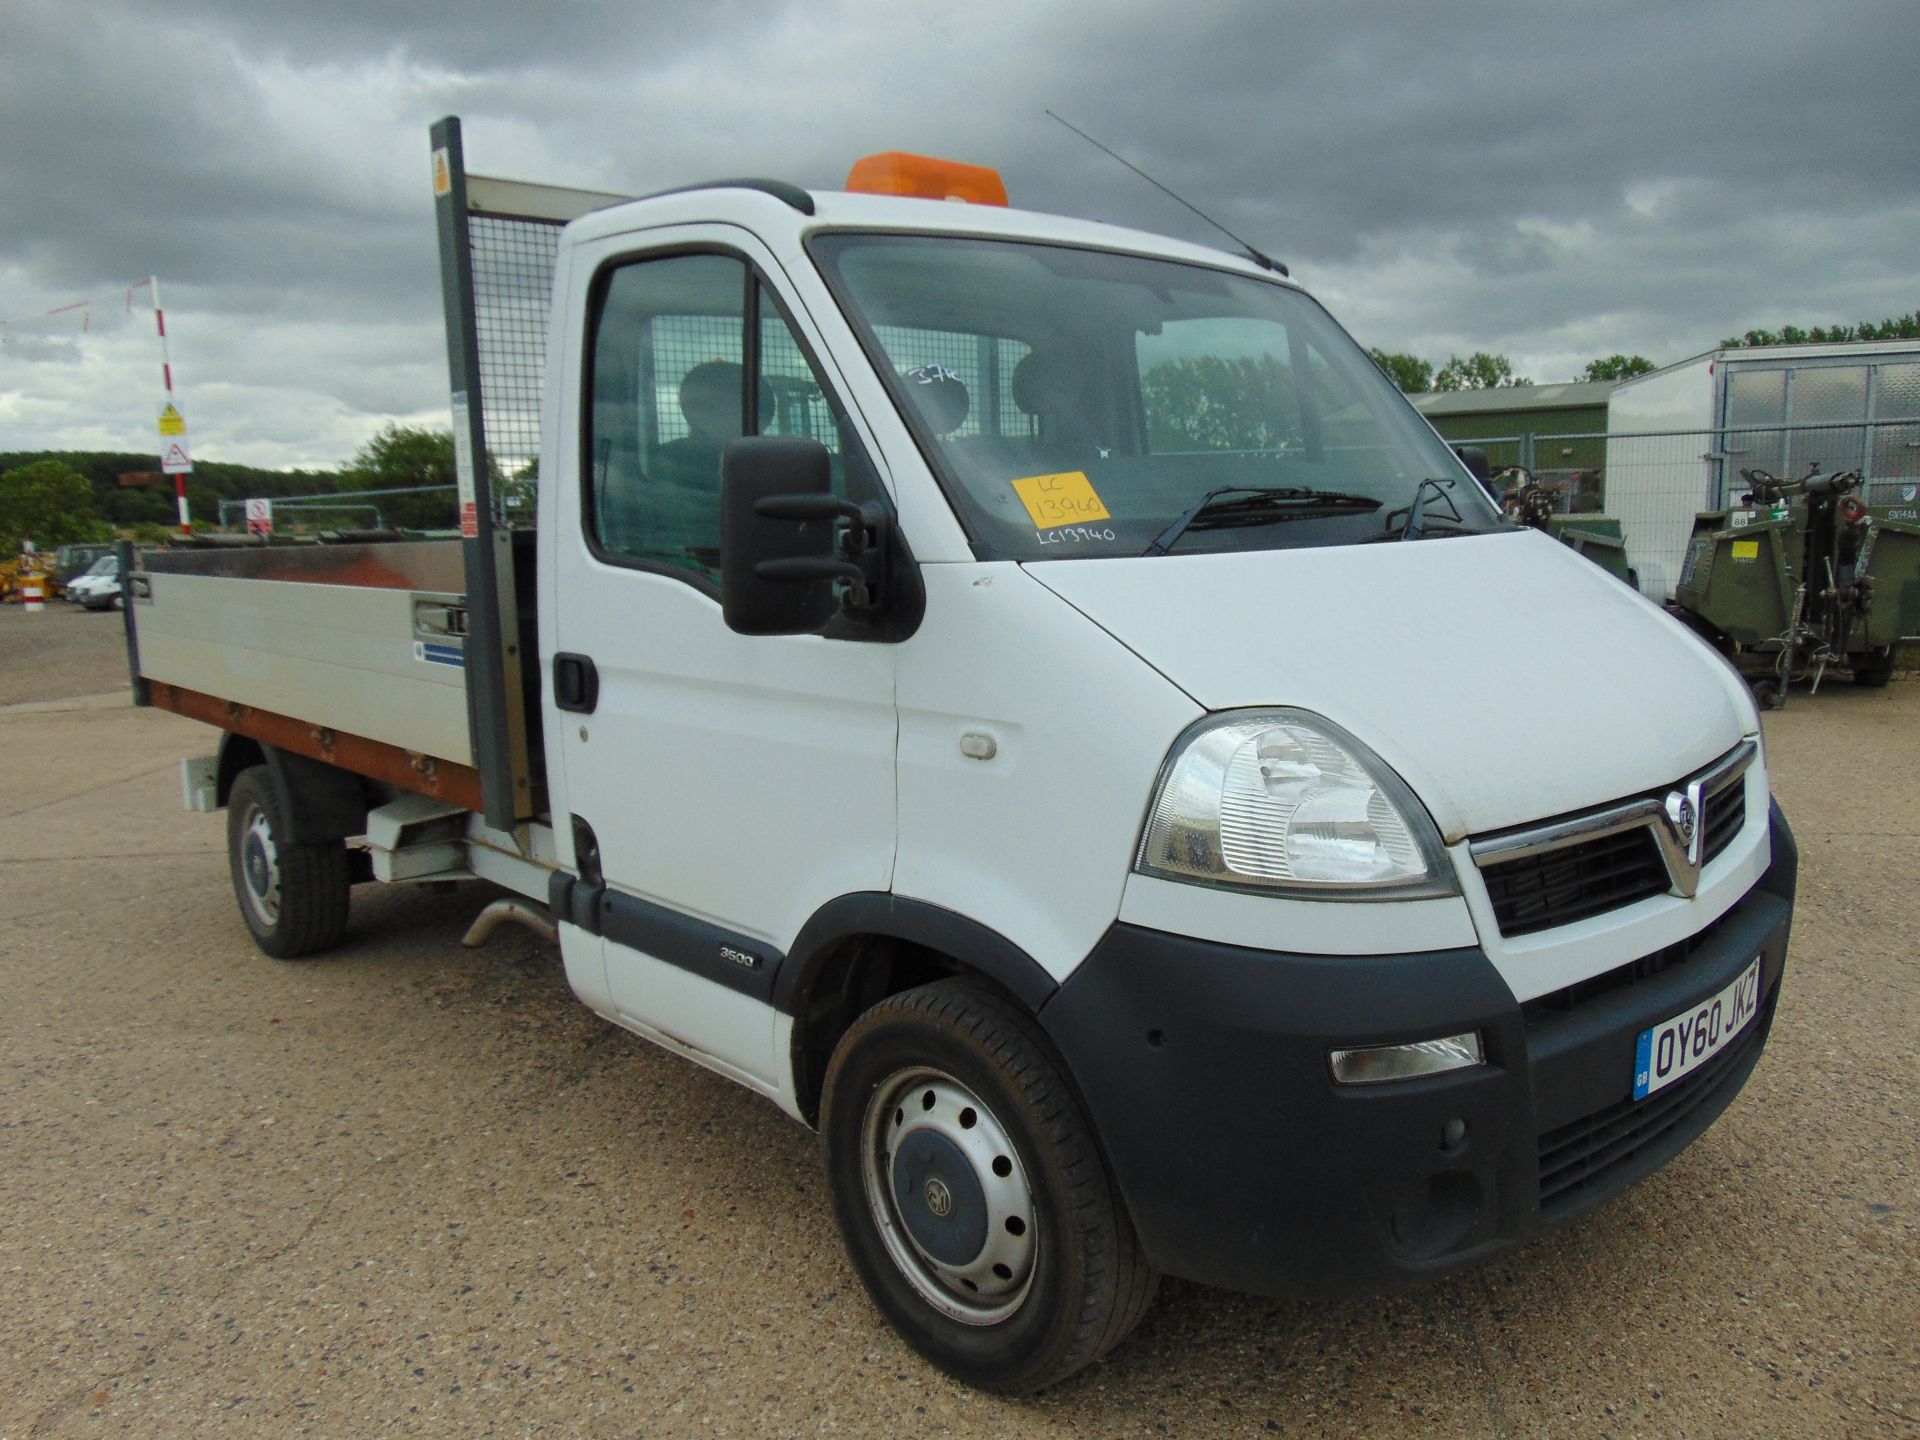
[1135, 709, 1454, 898]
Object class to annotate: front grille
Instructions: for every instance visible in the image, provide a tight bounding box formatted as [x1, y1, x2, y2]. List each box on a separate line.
[1483, 828, 1668, 937]
[1519, 908, 1731, 1028]
[1702, 781, 1745, 864]
[1535, 1015, 1765, 1215]
[1474, 749, 1754, 938]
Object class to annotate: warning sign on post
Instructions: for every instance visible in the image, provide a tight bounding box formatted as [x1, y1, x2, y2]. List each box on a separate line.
[158, 403, 187, 437]
[161, 440, 193, 474]
[245, 498, 273, 537]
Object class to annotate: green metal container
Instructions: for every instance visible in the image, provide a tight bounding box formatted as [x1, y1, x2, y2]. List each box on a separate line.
[1861, 516, 1920, 649]
[1672, 498, 1919, 691]
[1673, 513, 1795, 647]
[1546, 515, 1635, 587]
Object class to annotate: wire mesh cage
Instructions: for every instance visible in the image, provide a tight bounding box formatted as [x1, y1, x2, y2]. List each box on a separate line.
[468, 214, 564, 522]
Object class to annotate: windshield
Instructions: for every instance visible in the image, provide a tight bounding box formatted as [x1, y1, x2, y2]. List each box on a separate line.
[810, 233, 1503, 560]
[84, 556, 118, 577]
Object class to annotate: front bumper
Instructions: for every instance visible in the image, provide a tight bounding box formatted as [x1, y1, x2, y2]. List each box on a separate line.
[1038, 800, 1797, 1299]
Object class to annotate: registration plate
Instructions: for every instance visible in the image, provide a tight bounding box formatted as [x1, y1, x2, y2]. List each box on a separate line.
[1633, 958, 1763, 1101]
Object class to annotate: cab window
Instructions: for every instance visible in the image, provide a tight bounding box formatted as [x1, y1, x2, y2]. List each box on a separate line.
[586, 255, 876, 583]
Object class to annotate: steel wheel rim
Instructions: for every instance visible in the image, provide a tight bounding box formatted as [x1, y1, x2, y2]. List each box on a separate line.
[238, 805, 281, 927]
[860, 1066, 1037, 1326]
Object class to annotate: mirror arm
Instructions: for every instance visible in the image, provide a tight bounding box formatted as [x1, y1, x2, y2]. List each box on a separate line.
[838, 502, 890, 609]
[754, 493, 865, 526]
[752, 494, 891, 612]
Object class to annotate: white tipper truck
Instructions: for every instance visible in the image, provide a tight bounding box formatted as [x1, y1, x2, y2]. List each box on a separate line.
[121, 118, 1797, 1393]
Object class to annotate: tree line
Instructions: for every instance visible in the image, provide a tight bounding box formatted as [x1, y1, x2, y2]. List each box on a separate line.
[1720, 311, 1920, 348]
[10, 305, 1916, 547]
[1364, 350, 1656, 395]
[1, 424, 472, 554]
[1365, 308, 1919, 396]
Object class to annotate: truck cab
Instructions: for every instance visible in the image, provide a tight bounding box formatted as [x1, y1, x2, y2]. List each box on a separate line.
[530, 164, 1791, 1387]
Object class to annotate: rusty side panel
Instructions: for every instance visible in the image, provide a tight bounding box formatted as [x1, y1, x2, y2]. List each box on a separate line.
[150, 681, 485, 813]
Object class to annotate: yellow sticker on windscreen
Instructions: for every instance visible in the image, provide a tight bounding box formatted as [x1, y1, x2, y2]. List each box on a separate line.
[1731, 539, 1760, 560]
[1012, 471, 1112, 529]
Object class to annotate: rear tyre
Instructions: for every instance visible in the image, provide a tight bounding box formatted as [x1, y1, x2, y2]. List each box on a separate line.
[226, 766, 350, 959]
[1850, 649, 1896, 688]
[820, 979, 1157, 1394]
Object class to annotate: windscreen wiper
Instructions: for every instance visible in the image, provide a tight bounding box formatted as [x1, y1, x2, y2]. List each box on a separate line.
[1143, 486, 1383, 556]
[1368, 478, 1483, 542]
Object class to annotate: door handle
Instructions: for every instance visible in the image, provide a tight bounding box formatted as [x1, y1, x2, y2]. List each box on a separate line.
[553, 652, 599, 714]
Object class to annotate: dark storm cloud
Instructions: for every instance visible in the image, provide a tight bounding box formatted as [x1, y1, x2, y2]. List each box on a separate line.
[982, 0, 1920, 269]
[2, 0, 1916, 466]
[1, 1, 430, 315]
[151, 0, 778, 71]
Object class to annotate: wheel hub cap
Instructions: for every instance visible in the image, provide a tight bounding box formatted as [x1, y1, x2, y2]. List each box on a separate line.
[239, 808, 281, 925]
[890, 1129, 987, 1265]
[245, 836, 270, 893]
[861, 1070, 1038, 1326]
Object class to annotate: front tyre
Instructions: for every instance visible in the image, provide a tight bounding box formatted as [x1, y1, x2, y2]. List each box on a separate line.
[820, 979, 1156, 1394]
[226, 766, 350, 959]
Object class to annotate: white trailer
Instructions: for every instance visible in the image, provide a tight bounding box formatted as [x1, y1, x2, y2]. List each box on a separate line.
[1606, 341, 1920, 598]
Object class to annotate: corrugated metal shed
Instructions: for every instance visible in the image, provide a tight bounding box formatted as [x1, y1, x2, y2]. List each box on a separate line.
[1411, 380, 1620, 417]
[1411, 380, 1620, 473]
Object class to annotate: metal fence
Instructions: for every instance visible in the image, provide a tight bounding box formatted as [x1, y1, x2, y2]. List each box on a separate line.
[214, 485, 459, 533]
[1448, 417, 1920, 599]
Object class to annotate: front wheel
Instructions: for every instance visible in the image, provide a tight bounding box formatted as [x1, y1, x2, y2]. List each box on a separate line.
[820, 979, 1156, 1394]
[226, 766, 350, 958]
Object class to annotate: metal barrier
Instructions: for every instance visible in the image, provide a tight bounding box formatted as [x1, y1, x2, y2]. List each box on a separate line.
[1447, 418, 1920, 599]
[215, 485, 458, 533]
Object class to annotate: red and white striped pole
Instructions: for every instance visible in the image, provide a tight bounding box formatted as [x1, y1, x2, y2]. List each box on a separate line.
[150, 275, 191, 535]
[20, 542, 45, 613]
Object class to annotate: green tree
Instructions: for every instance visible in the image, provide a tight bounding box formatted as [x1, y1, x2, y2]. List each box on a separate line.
[1580, 354, 1657, 382]
[1432, 352, 1532, 391]
[341, 425, 459, 529]
[0, 459, 109, 553]
[1141, 355, 1299, 452]
[1722, 310, 1920, 348]
[1367, 349, 1434, 394]
[499, 456, 539, 523]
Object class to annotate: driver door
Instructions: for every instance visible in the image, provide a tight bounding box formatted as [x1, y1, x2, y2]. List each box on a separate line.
[548, 231, 898, 1088]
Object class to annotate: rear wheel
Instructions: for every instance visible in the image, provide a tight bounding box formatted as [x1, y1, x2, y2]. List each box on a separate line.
[226, 766, 350, 958]
[820, 979, 1156, 1394]
[1850, 649, 1896, 688]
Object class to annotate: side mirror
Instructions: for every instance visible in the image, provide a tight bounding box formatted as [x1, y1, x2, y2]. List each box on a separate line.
[1452, 444, 1492, 484]
[720, 436, 889, 636]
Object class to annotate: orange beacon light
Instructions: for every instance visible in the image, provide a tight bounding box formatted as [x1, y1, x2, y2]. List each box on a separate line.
[844, 152, 1009, 206]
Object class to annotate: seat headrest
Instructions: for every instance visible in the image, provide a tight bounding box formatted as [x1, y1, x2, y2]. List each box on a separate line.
[1011, 351, 1079, 416]
[680, 361, 744, 438]
[678, 361, 775, 438]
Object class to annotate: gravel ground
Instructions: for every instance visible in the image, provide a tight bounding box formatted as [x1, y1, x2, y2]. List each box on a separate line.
[1, 605, 1915, 1438]
[0, 602, 135, 707]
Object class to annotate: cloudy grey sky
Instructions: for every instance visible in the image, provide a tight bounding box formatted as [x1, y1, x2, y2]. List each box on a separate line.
[3, 0, 1916, 471]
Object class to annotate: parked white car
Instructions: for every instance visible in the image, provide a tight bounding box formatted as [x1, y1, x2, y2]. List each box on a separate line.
[66, 554, 122, 610]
